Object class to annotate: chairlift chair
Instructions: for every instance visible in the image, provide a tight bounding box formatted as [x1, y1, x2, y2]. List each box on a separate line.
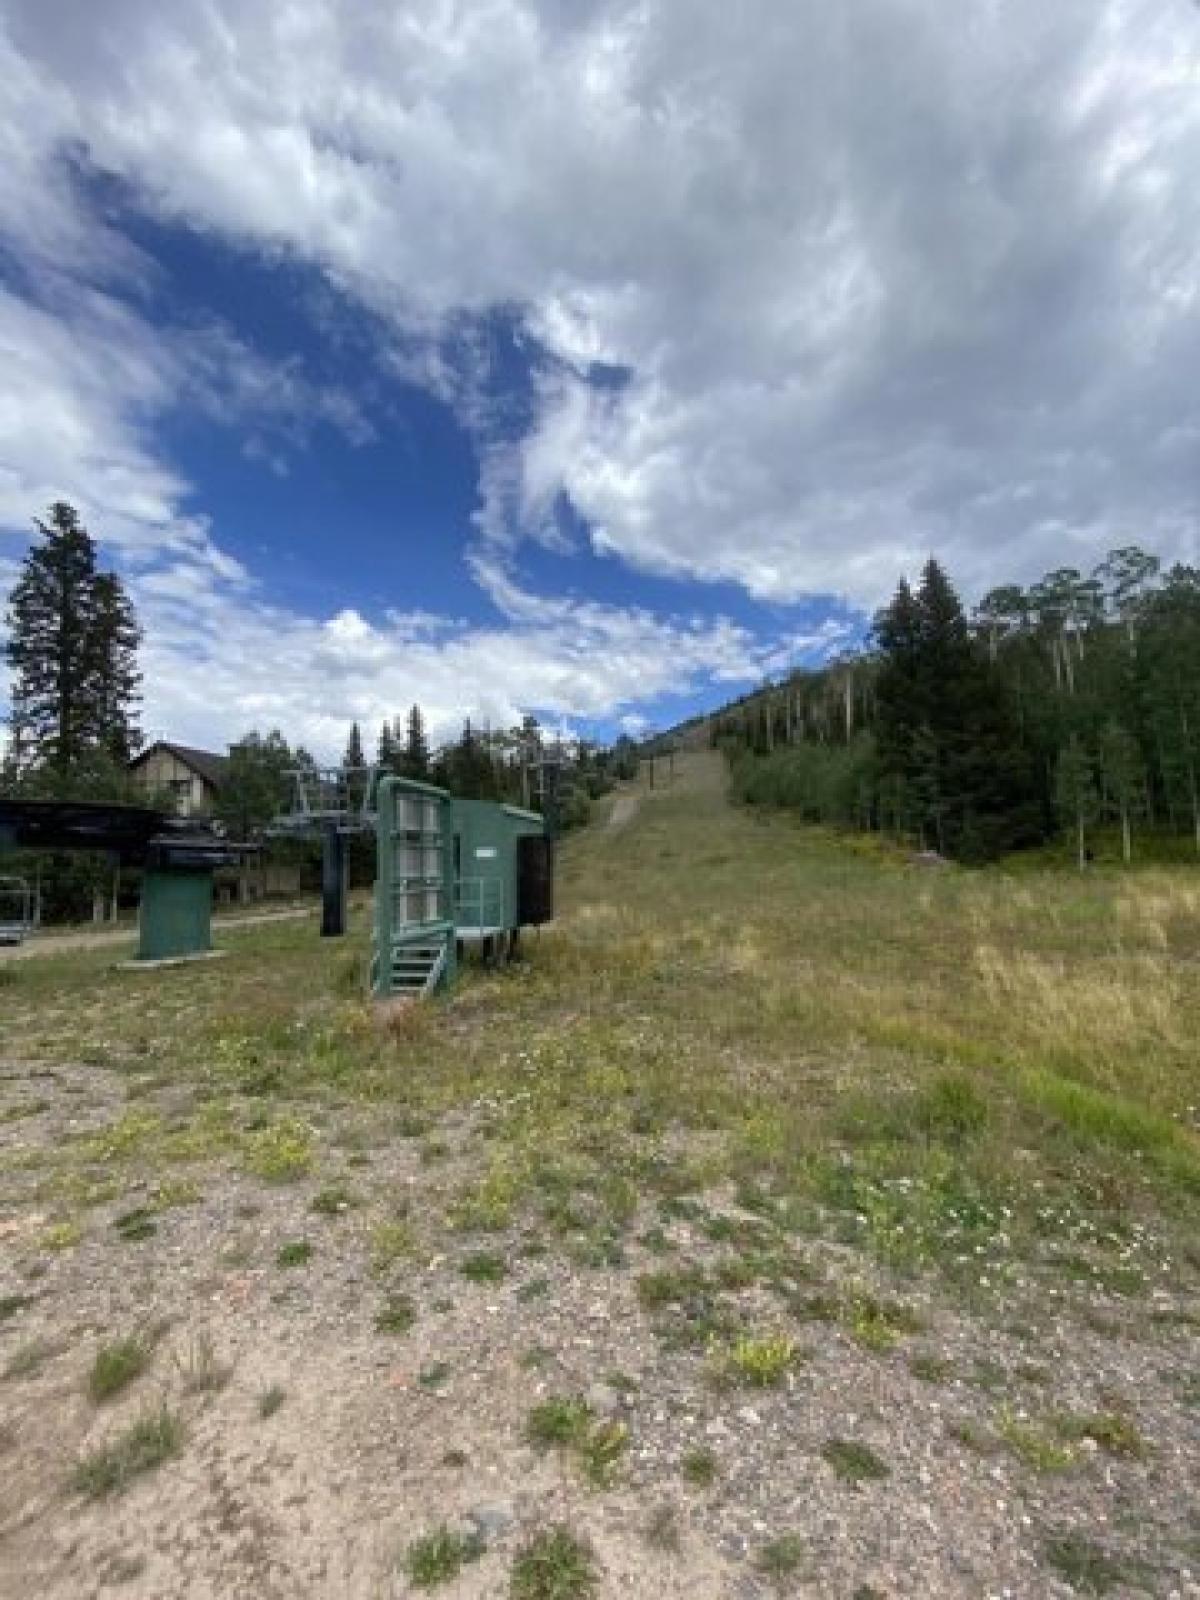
[0, 875, 35, 945]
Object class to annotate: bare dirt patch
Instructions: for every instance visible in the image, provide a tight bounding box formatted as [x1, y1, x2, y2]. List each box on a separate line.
[2, 1063, 1197, 1598]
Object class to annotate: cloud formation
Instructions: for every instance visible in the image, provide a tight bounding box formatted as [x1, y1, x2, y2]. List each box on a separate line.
[2, 0, 1199, 748]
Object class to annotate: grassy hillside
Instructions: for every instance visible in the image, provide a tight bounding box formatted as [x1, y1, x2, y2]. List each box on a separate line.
[1, 752, 1197, 1596]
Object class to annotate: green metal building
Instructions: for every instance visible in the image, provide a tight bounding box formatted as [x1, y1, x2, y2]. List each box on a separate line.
[372, 776, 553, 998]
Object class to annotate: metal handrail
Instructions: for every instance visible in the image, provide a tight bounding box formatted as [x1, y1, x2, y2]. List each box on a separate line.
[455, 875, 505, 929]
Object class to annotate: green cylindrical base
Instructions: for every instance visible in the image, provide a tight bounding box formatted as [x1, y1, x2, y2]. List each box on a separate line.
[138, 868, 214, 962]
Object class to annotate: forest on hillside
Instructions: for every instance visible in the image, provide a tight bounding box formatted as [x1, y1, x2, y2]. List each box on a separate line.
[712, 548, 1200, 864]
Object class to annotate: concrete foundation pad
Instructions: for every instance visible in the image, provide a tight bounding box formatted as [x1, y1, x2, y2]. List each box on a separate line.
[117, 949, 229, 971]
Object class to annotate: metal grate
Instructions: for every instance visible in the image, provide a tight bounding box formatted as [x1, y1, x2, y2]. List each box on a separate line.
[372, 777, 456, 998]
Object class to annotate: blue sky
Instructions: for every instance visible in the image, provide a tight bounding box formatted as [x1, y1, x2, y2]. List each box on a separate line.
[2, 1, 1198, 757]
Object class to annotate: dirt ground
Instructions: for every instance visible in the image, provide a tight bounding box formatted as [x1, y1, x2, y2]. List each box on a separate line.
[1, 1058, 1197, 1598]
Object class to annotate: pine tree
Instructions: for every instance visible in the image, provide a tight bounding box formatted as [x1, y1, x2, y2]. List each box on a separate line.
[874, 559, 1036, 859]
[873, 577, 923, 782]
[88, 572, 142, 764]
[343, 721, 365, 771]
[376, 720, 399, 774]
[4, 502, 141, 779]
[447, 718, 495, 798]
[401, 704, 430, 780]
[340, 720, 366, 813]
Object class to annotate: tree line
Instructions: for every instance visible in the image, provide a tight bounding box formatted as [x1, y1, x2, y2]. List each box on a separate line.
[351, 709, 632, 827]
[713, 547, 1200, 864]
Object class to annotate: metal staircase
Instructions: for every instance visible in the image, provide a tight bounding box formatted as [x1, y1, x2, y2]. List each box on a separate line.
[386, 939, 447, 997]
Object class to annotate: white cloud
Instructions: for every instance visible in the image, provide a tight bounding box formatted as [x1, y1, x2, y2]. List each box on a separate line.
[131, 564, 772, 758]
[4, 0, 1200, 751]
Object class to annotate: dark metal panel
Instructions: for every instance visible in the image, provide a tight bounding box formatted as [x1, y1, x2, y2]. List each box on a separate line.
[516, 834, 554, 926]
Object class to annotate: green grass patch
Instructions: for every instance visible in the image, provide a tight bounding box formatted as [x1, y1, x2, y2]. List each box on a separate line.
[242, 1119, 314, 1183]
[579, 1419, 629, 1487]
[711, 1331, 799, 1388]
[510, 1526, 597, 1600]
[682, 1446, 718, 1487]
[1043, 1534, 1139, 1594]
[526, 1396, 592, 1449]
[42, 1220, 83, 1251]
[369, 1219, 415, 1274]
[112, 1207, 157, 1242]
[258, 1384, 286, 1418]
[1023, 1071, 1199, 1187]
[460, 1250, 508, 1283]
[909, 1351, 954, 1383]
[88, 1335, 152, 1403]
[1052, 1411, 1145, 1457]
[821, 1438, 890, 1485]
[404, 1525, 485, 1588]
[310, 1184, 358, 1216]
[756, 1534, 807, 1582]
[276, 1239, 313, 1268]
[525, 1397, 627, 1486]
[375, 1294, 417, 1334]
[70, 1405, 184, 1498]
[996, 1410, 1076, 1473]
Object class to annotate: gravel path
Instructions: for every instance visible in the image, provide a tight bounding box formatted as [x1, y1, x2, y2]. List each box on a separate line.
[608, 794, 640, 831]
[0, 905, 317, 963]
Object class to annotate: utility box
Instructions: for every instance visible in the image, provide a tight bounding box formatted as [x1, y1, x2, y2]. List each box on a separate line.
[138, 867, 213, 961]
[373, 779, 551, 1000]
[134, 836, 253, 962]
[452, 799, 546, 935]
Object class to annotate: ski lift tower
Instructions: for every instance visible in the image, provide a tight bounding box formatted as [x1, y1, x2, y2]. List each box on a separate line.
[270, 766, 379, 937]
[528, 736, 568, 845]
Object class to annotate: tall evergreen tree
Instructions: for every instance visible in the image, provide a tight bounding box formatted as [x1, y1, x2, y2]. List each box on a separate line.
[4, 503, 141, 779]
[874, 560, 1036, 859]
[376, 719, 399, 774]
[1140, 566, 1200, 849]
[342, 720, 365, 771]
[340, 720, 367, 813]
[401, 704, 430, 780]
[88, 572, 142, 764]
